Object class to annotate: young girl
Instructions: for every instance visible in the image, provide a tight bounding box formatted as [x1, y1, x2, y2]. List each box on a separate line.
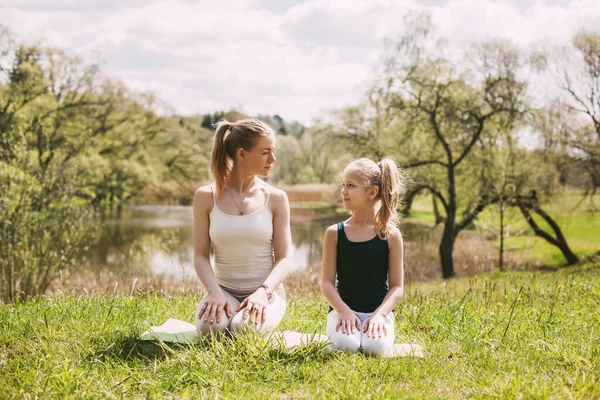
[320, 157, 406, 356]
[194, 118, 292, 337]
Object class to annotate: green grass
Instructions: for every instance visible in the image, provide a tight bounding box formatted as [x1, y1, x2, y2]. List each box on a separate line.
[406, 193, 600, 267]
[2, 262, 599, 399]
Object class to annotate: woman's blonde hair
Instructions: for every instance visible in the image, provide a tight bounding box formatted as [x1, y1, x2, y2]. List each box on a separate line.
[343, 157, 409, 238]
[210, 118, 275, 193]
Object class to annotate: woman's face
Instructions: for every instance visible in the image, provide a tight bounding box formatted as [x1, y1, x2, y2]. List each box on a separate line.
[245, 134, 277, 177]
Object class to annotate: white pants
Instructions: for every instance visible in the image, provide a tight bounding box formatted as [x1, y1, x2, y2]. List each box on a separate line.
[326, 310, 395, 356]
[195, 289, 286, 337]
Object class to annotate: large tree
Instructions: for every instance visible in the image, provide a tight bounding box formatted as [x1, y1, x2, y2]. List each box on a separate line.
[372, 15, 528, 278]
[550, 30, 600, 194]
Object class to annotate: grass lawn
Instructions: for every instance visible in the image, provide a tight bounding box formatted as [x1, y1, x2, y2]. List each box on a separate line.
[1, 262, 599, 399]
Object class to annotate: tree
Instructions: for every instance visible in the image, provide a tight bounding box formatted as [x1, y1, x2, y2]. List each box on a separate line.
[0, 26, 174, 300]
[371, 14, 528, 278]
[547, 30, 600, 194]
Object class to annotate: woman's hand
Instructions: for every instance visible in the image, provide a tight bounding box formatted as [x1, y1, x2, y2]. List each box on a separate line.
[237, 288, 269, 325]
[197, 289, 232, 324]
[336, 310, 361, 335]
[363, 313, 388, 338]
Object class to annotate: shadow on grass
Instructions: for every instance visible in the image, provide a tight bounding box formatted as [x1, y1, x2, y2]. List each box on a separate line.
[92, 331, 339, 366]
[93, 336, 199, 362]
[537, 255, 600, 274]
[265, 341, 339, 365]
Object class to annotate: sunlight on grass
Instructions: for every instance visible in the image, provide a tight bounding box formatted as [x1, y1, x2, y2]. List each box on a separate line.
[1, 262, 599, 398]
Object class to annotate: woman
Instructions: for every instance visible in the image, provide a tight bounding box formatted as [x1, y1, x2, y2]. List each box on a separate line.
[194, 118, 292, 336]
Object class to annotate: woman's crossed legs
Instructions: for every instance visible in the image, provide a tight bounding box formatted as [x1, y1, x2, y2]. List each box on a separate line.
[195, 289, 286, 337]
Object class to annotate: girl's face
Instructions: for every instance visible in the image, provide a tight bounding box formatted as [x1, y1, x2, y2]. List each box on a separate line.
[244, 134, 276, 177]
[340, 170, 374, 211]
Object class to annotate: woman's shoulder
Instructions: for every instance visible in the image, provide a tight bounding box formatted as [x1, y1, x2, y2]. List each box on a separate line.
[258, 180, 288, 204]
[193, 184, 215, 208]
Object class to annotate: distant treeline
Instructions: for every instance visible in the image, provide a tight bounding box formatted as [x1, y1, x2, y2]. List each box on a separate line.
[1, 13, 599, 299]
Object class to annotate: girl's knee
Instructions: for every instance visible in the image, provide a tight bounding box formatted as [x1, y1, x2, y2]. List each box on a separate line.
[329, 331, 361, 352]
[360, 335, 393, 356]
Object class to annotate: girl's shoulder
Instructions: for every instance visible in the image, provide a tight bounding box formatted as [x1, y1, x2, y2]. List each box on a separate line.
[326, 223, 340, 233]
[386, 226, 403, 246]
[324, 223, 341, 243]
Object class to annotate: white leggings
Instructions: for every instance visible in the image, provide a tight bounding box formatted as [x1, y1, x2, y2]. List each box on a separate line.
[327, 310, 395, 356]
[195, 289, 286, 337]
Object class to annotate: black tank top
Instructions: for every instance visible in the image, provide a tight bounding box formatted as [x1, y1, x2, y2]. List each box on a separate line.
[335, 222, 389, 313]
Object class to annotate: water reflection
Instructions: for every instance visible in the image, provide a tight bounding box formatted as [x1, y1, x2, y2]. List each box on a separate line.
[89, 206, 339, 280]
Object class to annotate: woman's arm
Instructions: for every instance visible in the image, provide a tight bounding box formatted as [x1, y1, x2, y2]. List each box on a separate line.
[263, 189, 292, 290]
[237, 188, 292, 323]
[320, 225, 360, 334]
[193, 186, 232, 322]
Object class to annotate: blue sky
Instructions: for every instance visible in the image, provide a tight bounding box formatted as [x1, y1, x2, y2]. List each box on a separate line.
[0, 0, 598, 123]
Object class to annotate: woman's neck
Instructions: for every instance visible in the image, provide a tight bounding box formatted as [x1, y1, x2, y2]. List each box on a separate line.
[227, 164, 257, 194]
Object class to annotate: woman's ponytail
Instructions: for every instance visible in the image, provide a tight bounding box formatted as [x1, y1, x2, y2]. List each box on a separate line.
[211, 120, 235, 194]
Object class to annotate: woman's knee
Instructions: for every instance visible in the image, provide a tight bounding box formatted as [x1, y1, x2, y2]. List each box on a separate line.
[195, 314, 230, 336]
[195, 300, 231, 336]
[229, 312, 267, 335]
[230, 298, 286, 335]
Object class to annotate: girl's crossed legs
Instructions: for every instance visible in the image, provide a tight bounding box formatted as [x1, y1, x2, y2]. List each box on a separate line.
[195, 288, 286, 337]
[326, 310, 394, 356]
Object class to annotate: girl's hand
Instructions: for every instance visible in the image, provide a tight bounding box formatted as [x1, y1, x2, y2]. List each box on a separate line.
[198, 289, 232, 324]
[336, 310, 361, 335]
[237, 288, 269, 325]
[363, 313, 388, 338]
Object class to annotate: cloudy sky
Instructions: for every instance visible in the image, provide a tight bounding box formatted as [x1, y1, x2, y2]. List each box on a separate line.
[1, 0, 599, 123]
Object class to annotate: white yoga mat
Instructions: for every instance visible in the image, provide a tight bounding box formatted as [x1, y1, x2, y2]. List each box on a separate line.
[140, 319, 424, 358]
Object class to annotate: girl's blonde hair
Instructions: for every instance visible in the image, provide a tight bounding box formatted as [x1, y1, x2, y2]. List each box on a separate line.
[343, 157, 408, 238]
[210, 118, 275, 193]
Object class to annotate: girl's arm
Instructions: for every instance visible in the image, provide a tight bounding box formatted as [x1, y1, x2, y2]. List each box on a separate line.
[320, 225, 361, 334]
[373, 228, 405, 316]
[193, 186, 232, 323]
[237, 188, 292, 323]
[363, 228, 404, 338]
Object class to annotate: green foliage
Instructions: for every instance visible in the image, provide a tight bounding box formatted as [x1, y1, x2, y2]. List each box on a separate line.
[0, 160, 97, 302]
[0, 29, 176, 300]
[271, 124, 351, 184]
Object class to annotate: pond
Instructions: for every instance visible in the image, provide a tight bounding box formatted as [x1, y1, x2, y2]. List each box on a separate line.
[87, 206, 341, 282]
[82, 205, 435, 288]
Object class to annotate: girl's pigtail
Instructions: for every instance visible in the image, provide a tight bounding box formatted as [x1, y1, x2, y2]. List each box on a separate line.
[376, 158, 405, 238]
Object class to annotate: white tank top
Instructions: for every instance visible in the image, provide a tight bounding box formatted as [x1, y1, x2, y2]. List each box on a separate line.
[209, 187, 274, 299]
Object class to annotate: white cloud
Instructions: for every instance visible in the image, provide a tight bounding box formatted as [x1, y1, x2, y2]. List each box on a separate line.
[0, 0, 598, 123]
